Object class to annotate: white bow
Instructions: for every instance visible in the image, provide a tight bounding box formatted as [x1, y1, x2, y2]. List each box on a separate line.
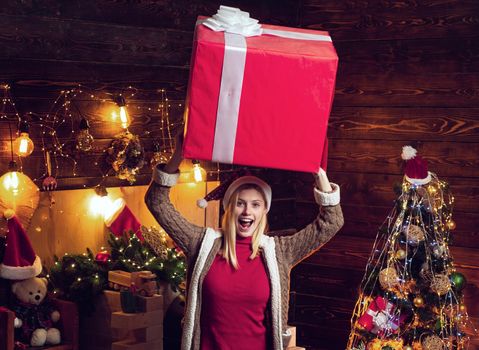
[202, 5, 263, 37]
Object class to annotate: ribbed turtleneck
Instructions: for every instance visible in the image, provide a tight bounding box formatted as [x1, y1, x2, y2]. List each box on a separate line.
[200, 235, 270, 350]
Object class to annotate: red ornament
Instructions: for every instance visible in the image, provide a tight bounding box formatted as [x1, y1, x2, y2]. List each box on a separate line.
[95, 250, 111, 265]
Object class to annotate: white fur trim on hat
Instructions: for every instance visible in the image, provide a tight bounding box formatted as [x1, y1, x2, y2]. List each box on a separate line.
[401, 145, 417, 160]
[222, 176, 272, 211]
[196, 198, 208, 208]
[405, 172, 432, 185]
[4, 209, 15, 220]
[0, 255, 42, 280]
[152, 166, 180, 187]
[314, 182, 340, 206]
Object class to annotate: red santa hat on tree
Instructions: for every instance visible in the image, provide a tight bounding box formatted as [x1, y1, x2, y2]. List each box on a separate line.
[401, 145, 432, 185]
[0, 209, 42, 280]
[104, 198, 144, 241]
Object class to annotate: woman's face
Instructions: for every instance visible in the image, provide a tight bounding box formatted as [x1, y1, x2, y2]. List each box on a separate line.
[233, 188, 267, 238]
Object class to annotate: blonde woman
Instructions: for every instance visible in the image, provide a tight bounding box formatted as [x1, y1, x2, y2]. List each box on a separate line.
[145, 140, 343, 350]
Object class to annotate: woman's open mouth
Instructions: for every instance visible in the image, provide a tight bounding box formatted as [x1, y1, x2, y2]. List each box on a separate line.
[238, 218, 254, 230]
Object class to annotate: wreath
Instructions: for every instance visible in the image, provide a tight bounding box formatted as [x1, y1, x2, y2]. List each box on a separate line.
[105, 131, 145, 183]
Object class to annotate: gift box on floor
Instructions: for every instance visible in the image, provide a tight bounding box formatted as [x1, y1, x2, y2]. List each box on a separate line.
[183, 6, 338, 173]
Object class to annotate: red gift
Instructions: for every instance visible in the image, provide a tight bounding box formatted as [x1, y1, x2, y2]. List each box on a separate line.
[358, 296, 408, 337]
[183, 6, 338, 173]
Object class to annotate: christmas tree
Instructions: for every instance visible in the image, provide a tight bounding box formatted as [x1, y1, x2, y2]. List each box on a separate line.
[347, 146, 476, 350]
[48, 227, 186, 314]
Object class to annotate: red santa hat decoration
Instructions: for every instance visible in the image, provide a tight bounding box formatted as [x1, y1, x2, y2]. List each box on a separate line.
[104, 198, 144, 241]
[0, 209, 42, 280]
[401, 145, 431, 185]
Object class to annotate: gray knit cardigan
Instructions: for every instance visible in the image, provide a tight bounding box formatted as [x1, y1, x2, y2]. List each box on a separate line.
[145, 167, 344, 350]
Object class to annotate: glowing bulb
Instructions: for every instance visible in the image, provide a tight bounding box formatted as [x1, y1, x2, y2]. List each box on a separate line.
[3, 171, 19, 196]
[119, 106, 130, 129]
[112, 96, 130, 129]
[13, 132, 34, 157]
[192, 160, 206, 183]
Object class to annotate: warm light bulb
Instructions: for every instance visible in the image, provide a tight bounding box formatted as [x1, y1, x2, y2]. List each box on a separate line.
[192, 161, 206, 182]
[13, 132, 34, 157]
[3, 171, 19, 196]
[103, 198, 125, 223]
[119, 106, 130, 129]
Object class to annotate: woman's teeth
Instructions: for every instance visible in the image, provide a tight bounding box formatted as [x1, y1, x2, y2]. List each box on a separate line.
[239, 218, 253, 228]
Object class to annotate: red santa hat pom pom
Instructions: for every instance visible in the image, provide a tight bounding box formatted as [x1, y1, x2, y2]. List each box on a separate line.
[104, 199, 143, 241]
[0, 211, 42, 280]
[401, 145, 431, 185]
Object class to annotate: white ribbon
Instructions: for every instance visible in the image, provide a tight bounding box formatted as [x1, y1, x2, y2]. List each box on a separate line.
[367, 301, 399, 334]
[202, 6, 332, 164]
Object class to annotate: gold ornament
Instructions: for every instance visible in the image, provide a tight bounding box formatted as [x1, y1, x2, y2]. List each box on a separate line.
[459, 304, 466, 312]
[403, 346, 413, 350]
[405, 225, 425, 245]
[379, 267, 399, 290]
[430, 274, 451, 295]
[421, 334, 444, 350]
[413, 296, 425, 308]
[446, 220, 456, 230]
[395, 249, 407, 260]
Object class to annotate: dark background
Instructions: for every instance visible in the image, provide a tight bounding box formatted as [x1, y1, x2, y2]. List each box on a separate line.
[0, 1, 478, 349]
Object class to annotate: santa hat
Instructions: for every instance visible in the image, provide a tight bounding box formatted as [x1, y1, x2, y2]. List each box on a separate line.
[401, 145, 431, 185]
[0, 209, 42, 280]
[197, 173, 272, 211]
[104, 199, 144, 241]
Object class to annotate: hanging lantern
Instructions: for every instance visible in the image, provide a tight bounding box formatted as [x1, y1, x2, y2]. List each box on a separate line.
[13, 121, 34, 157]
[76, 118, 94, 152]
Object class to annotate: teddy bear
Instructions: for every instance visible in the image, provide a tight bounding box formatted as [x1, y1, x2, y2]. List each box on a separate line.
[10, 277, 61, 347]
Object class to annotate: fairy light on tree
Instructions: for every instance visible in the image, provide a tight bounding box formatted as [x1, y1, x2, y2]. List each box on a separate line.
[347, 146, 476, 350]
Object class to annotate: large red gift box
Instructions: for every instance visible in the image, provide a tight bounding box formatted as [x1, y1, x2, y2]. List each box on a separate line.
[183, 9, 338, 173]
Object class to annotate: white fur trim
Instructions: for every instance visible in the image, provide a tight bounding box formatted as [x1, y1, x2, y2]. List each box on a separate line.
[259, 235, 283, 350]
[4, 209, 15, 220]
[401, 145, 417, 160]
[405, 172, 432, 185]
[314, 182, 340, 206]
[197, 198, 208, 208]
[182, 228, 221, 350]
[152, 166, 179, 187]
[0, 255, 42, 280]
[103, 199, 126, 227]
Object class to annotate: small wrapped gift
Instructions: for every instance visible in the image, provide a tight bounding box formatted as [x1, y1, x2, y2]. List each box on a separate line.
[358, 296, 408, 337]
[183, 6, 338, 172]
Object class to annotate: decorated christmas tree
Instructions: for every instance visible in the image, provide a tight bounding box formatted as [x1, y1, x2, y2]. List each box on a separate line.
[347, 146, 476, 350]
[48, 227, 186, 314]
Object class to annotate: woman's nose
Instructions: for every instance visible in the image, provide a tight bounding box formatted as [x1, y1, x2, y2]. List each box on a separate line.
[242, 204, 250, 214]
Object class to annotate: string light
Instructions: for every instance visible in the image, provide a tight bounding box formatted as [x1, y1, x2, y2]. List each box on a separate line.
[13, 120, 34, 157]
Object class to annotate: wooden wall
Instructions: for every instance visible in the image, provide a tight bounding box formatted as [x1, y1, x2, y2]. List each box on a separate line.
[1, 1, 478, 349]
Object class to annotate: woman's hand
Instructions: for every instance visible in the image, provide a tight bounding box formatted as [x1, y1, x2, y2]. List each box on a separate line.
[164, 130, 184, 174]
[314, 168, 333, 193]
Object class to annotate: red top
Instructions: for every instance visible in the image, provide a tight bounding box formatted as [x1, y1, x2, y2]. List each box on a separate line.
[200, 235, 271, 350]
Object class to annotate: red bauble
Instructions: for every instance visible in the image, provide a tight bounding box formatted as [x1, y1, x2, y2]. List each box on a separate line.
[95, 250, 111, 265]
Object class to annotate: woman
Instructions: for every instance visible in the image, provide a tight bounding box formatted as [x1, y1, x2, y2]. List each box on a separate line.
[145, 140, 344, 350]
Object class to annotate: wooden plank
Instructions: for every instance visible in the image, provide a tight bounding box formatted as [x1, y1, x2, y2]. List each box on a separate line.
[132, 325, 163, 343]
[0, 14, 193, 67]
[295, 172, 479, 214]
[335, 37, 479, 75]
[111, 310, 163, 330]
[0, 0, 300, 31]
[334, 72, 479, 107]
[112, 338, 162, 350]
[136, 294, 164, 312]
[328, 107, 479, 142]
[327, 140, 479, 178]
[300, 0, 479, 41]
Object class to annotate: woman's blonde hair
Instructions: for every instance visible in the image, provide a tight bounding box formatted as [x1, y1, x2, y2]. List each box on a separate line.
[221, 184, 269, 269]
